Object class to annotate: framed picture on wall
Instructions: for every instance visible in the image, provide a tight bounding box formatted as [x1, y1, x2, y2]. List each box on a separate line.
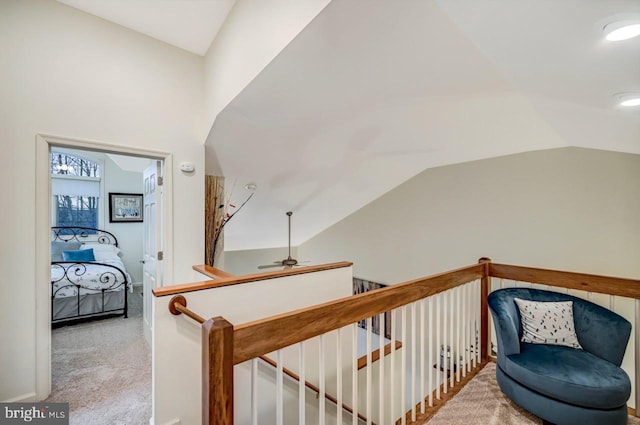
[109, 193, 143, 223]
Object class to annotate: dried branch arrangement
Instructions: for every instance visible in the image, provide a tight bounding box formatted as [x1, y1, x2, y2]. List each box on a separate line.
[204, 176, 254, 266]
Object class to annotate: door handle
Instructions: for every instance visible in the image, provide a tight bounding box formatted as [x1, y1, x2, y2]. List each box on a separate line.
[140, 260, 146, 264]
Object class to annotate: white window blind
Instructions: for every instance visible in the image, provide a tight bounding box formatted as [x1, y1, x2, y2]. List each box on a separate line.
[51, 176, 100, 197]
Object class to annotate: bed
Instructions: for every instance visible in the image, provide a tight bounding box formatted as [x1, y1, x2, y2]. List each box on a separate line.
[51, 226, 131, 325]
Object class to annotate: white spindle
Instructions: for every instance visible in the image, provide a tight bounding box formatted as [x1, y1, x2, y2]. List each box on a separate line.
[320, 334, 326, 425]
[411, 302, 417, 422]
[366, 317, 372, 425]
[428, 296, 433, 407]
[470, 282, 474, 369]
[449, 289, 454, 388]
[401, 306, 407, 425]
[337, 329, 343, 425]
[420, 299, 426, 414]
[300, 342, 306, 425]
[476, 280, 481, 366]
[471, 282, 477, 369]
[435, 294, 440, 400]
[462, 283, 467, 378]
[391, 309, 397, 423]
[443, 290, 448, 394]
[379, 313, 385, 425]
[352, 323, 358, 425]
[451, 286, 462, 382]
[277, 349, 284, 425]
[251, 358, 258, 425]
[464, 283, 469, 373]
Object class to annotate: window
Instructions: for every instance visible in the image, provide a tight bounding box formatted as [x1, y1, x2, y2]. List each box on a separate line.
[50, 152, 100, 177]
[51, 151, 102, 229]
[55, 195, 98, 228]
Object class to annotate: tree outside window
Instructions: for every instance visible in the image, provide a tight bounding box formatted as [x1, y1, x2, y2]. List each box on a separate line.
[50, 152, 101, 230]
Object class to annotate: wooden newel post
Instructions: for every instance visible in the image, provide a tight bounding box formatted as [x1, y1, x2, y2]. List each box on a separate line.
[202, 316, 234, 425]
[478, 257, 491, 362]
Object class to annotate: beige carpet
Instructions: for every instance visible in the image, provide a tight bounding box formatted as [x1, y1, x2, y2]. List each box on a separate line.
[46, 286, 151, 425]
[426, 362, 640, 425]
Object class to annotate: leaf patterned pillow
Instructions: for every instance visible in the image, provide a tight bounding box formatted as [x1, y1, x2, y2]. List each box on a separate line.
[514, 298, 582, 349]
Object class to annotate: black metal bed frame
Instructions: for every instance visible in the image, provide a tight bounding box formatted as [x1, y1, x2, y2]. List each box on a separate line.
[51, 227, 129, 325]
[51, 226, 119, 246]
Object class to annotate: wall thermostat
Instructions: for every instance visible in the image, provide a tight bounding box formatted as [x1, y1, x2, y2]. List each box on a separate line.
[180, 162, 195, 173]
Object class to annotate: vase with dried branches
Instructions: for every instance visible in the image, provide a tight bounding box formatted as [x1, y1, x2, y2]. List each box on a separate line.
[204, 176, 254, 266]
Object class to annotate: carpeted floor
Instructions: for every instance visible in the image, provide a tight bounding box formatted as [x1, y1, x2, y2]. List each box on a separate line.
[426, 362, 640, 425]
[46, 286, 151, 425]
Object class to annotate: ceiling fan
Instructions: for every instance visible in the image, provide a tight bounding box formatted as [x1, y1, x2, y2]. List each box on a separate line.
[258, 211, 306, 270]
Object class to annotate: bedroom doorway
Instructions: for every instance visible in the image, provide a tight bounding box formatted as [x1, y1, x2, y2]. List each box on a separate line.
[35, 134, 173, 408]
[48, 147, 162, 337]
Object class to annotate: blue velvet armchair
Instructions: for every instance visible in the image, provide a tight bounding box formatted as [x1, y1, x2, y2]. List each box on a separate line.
[488, 288, 632, 425]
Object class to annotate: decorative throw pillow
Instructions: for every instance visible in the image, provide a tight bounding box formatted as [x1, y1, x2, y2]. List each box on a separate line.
[62, 248, 96, 262]
[514, 298, 582, 349]
[51, 241, 82, 261]
[82, 243, 121, 261]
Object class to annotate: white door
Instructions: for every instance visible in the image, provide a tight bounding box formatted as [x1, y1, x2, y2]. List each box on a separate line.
[143, 160, 163, 343]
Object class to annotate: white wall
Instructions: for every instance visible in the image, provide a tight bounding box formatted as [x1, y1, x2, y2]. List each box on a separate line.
[203, 0, 331, 171]
[223, 246, 299, 276]
[0, 0, 204, 402]
[299, 148, 640, 284]
[103, 155, 146, 284]
[153, 266, 353, 425]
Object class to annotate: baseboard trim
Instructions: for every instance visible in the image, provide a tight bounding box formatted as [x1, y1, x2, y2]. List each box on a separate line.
[132, 281, 143, 287]
[151, 418, 180, 425]
[3, 392, 37, 403]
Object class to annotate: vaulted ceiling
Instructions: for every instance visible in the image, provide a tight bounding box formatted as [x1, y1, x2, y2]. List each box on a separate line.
[56, 0, 640, 251]
[210, 0, 640, 250]
[57, 0, 235, 55]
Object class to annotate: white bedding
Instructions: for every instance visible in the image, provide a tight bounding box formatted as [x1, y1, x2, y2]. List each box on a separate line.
[51, 258, 132, 299]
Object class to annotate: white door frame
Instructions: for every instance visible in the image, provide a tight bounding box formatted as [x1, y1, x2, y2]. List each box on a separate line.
[35, 133, 174, 400]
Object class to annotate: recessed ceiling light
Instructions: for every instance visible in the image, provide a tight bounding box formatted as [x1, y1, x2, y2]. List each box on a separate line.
[615, 93, 640, 107]
[620, 98, 640, 107]
[603, 22, 640, 41]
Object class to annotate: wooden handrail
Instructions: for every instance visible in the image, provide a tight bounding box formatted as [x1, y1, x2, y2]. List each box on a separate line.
[167, 295, 374, 423]
[168, 295, 206, 323]
[193, 264, 236, 279]
[232, 263, 484, 365]
[189, 259, 640, 425]
[154, 261, 353, 297]
[168, 295, 374, 423]
[258, 355, 374, 424]
[489, 263, 640, 299]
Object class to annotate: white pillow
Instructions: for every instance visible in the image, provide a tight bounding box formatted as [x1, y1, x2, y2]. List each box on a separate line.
[82, 243, 121, 261]
[514, 298, 582, 349]
[82, 242, 121, 254]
